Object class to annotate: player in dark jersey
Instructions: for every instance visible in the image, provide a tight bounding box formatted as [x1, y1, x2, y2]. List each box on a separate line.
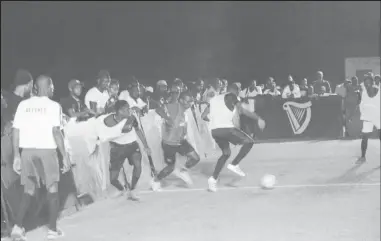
[202, 84, 265, 192]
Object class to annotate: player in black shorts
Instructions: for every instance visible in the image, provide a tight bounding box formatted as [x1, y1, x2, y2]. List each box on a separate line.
[202, 84, 265, 192]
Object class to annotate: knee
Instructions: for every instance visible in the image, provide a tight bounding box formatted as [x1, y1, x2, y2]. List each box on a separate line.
[222, 148, 231, 158]
[189, 152, 200, 163]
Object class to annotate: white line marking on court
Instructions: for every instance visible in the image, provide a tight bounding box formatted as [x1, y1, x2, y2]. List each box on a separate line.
[138, 182, 381, 194]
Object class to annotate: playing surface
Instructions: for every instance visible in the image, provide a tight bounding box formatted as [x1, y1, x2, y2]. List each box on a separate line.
[26, 140, 380, 241]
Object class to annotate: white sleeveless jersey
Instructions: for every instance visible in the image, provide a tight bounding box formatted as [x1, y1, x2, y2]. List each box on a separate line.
[360, 86, 380, 122]
[209, 94, 237, 130]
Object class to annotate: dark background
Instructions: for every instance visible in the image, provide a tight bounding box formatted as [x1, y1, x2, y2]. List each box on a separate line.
[1, 2, 380, 98]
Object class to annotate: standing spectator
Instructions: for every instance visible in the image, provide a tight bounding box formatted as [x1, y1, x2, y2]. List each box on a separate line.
[282, 75, 301, 99]
[351, 76, 361, 91]
[220, 79, 228, 94]
[374, 75, 380, 87]
[263, 82, 281, 96]
[299, 78, 313, 97]
[312, 71, 332, 93]
[60, 79, 93, 119]
[11, 75, 71, 240]
[120, 84, 147, 116]
[104, 79, 120, 113]
[149, 80, 169, 109]
[84, 70, 111, 114]
[240, 80, 262, 113]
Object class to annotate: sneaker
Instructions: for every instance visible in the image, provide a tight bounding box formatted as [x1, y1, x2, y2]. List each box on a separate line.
[356, 157, 366, 165]
[151, 180, 162, 192]
[227, 164, 246, 177]
[47, 228, 64, 240]
[127, 189, 140, 201]
[10, 225, 26, 241]
[174, 169, 193, 186]
[208, 177, 218, 192]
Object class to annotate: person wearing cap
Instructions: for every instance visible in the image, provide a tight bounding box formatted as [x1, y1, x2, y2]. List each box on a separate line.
[84, 70, 111, 114]
[60, 79, 94, 120]
[282, 75, 301, 99]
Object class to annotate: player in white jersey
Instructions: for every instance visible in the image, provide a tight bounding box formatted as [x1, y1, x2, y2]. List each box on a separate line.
[357, 75, 380, 164]
[201, 84, 265, 192]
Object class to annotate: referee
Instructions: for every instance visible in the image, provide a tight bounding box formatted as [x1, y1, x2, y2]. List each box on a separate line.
[11, 75, 70, 240]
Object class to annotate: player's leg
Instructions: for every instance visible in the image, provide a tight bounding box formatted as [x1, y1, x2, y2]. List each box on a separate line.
[11, 149, 37, 241]
[126, 142, 142, 200]
[208, 129, 232, 192]
[357, 121, 374, 164]
[109, 143, 127, 192]
[174, 140, 200, 186]
[151, 143, 177, 191]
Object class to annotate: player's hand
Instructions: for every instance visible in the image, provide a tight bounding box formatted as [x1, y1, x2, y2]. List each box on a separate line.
[257, 118, 266, 130]
[13, 154, 21, 175]
[144, 147, 152, 156]
[61, 156, 71, 174]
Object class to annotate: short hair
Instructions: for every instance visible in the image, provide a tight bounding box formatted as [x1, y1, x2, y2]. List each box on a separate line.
[363, 75, 374, 83]
[179, 90, 193, 100]
[227, 83, 239, 93]
[114, 100, 129, 112]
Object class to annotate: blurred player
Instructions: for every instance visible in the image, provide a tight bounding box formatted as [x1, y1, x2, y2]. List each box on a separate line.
[357, 75, 380, 164]
[202, 84, 265, 192]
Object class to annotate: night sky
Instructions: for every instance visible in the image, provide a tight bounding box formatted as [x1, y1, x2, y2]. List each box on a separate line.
[1, 1, 380, 97]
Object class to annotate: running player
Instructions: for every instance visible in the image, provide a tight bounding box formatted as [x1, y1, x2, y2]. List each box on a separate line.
[151, 91, 200, 191]
[97, 100, 151, 200]
[202, 84, 265, 192]
[357, 75, 380, 164]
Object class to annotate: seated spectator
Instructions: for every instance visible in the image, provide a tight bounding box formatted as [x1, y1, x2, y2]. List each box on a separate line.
[312, 71, 332, 93]
[299, 78, 313, 97]
[282, 75, 301, 99]
[61, 79, 94, 120]
[241, 80, 262, 97]
[263, 82, 281, 96]
[105, 79, 120, 113]
[84, 70, 111, 114]
[263, 77, 275, 92]
[316, 86, 328, 96]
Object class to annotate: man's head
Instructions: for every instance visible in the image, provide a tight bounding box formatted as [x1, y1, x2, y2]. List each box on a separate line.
[34, 75, 54, 97]
[221, 79, 228, 88]
[157, 80, 168, 92]
[178, 91, 194, 110]
[97, 70, 111, 91]
[351, 76, 359, 86]
[114, 100, 131, 118]
[196, 79, 204, 92]
[316, 71, 324, 81]
[227, 83, 240, 96]
[270, 82, 277, 91]
[364, 75, 375, 89]
[13, 69, 33, 96]
[301, 78, 308, 86]
[374, 75, 380, 86]
[266, 77, 274, 87]
[318, 86, 326, 95]
[129, 83, 140, 99]
[251, 80, 257, 87]
[68, 79, 84, 97]
[109, 79, 120, 97]
[288, 75, 294, 82]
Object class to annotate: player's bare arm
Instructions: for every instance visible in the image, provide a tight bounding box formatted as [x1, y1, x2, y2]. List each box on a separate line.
[201, 106, 210, 121]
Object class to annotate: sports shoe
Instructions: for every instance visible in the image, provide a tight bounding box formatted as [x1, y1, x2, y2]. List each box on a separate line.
[174, 169, 193, 186]
[127, 189, 140, 201]
[151, 180, 162, 192]
[227, 164, 246, 177]
[10, 225, 26, 241]
[208, 177, 218, 192]
[47, 228, 64, 240]
[356, 157, 366, 165]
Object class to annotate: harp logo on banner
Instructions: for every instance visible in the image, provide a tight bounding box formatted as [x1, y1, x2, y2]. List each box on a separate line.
[283, 101, 312, 134]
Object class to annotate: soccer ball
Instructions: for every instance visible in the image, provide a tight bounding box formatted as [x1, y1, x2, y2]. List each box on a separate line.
[260, 174, 276, 189]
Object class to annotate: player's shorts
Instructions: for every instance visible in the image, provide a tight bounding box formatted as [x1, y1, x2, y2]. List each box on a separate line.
[109, 141, 141, 171]
[211, 127, 254, 150]
[20, 148, 60, 192]
[162, 140, 195, 165]
[362, 120, 380, 133]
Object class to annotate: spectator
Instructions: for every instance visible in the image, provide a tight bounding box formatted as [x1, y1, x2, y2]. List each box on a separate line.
[120, 83, 147, 116]
[312, 71, 332, 93]
[60, 79, 93, 119]
[220, 79, 228, 94]
[1, 69, 33, 135]
[351, 76, 361, 91]
[84, 70, 111, 114]
[282, 75, 301, 99]
[150, 80, 169, 109]
[263, 82, 281, 96]
[299, 78, 313, 97]
[105, 79, 120, 113]
[316, 86, 328, 96]
[202, 78, 222, 102]
[240, 80, 261, 113]
[374, 75, 380, 87]
[168, 85, 182, 104]
[263, 77, 275, 92]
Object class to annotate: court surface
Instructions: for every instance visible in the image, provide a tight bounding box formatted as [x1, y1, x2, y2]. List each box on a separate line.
[26, 139, 380, 241]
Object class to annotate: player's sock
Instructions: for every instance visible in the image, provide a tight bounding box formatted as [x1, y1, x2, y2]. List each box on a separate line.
[231, 142, 254, 165]
[47, 191, 59, 231]
[361, 136, 368, 158]
[15, 193, 32, 227]
[212, 153, 230, 180]
[110, 170, 125, 191]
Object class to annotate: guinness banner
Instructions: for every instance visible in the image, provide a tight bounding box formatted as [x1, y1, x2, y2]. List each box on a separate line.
[255, 95, 343, 140]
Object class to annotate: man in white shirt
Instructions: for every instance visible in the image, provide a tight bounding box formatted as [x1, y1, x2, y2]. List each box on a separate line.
[11, 75, 70, 240]
[282, 75, 301, 99]
[263, 82, 281, 96]
[84, 70, 111, 114]
[119, 84, 147, 115]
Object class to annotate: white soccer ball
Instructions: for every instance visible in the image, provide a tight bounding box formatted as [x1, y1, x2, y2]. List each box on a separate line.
[260, 174, 276, 189]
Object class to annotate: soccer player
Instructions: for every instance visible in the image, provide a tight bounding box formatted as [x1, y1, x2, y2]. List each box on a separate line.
[151, 91, 200, 191]
[357, 75, 380, 164]
[11, 75, 71, 240]
[97, 100, 151, 200]
[202, 84, 265, 192]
